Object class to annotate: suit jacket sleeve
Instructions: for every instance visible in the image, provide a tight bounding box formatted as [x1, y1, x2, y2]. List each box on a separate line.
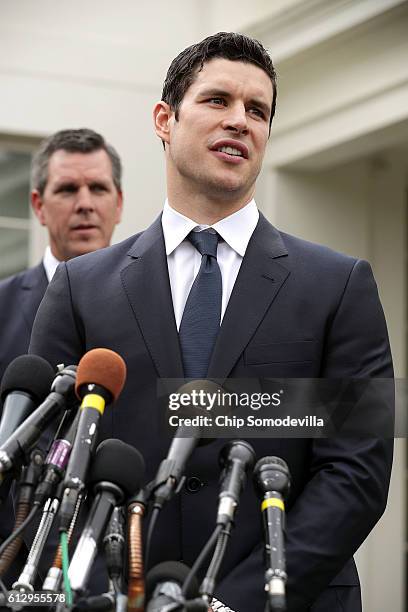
[215, 259, 394, 611]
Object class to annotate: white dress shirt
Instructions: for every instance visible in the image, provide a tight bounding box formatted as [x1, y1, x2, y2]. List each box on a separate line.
[162, 199, 259, 330]
[42, 245, 61, 282]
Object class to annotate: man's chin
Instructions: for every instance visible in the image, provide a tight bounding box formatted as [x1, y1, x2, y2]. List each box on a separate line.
[206, 175, 252, 198]
[66, 239, 108, 259]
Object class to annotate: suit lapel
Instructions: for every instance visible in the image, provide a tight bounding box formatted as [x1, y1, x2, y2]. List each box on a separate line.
[207, 213, 290, 379]
[20, 263, 48, 331]
[120, 213, 289, 381]
[120, 216, 184, 378]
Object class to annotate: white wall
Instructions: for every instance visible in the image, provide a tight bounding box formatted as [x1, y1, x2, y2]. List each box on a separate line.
[205, 0, 305, 32]
[265, 161, 371, 258]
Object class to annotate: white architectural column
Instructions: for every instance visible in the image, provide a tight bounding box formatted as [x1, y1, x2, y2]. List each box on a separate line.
[265, 157, 406, 612]
[357, 151, 406, 612]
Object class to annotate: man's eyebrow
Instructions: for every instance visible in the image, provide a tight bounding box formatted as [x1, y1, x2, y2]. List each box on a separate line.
[53, 178, 110, 189]
[53, 180, 78, 191]
[89, 179, 109, 186]
[196, 88, 232, 98]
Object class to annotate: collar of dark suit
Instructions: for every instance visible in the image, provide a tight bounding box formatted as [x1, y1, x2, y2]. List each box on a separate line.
[20, 262, 48, 291]
[18, 263, 48, 332]
[252, 211, 288, 259]
[126, 211, 288, 261]
[126, 214, 164, 259]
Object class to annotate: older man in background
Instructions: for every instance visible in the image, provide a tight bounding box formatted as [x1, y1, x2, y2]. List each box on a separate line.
[0, 127, 123, 383]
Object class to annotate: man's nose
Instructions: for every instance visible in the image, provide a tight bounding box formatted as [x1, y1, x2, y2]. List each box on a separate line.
[222, 103, 248, 134]
[75, 186, 94, 212]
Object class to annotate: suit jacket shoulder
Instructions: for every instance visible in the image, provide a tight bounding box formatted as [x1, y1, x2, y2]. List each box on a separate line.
[0, 263, 48, 379]
[0, 262, 47, 292]
[279, 228, 358, 268]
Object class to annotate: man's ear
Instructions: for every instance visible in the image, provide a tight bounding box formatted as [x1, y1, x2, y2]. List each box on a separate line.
[31, 190, 47, 226]
[153, 101, 173, 145]
[115, 191, 124, 224]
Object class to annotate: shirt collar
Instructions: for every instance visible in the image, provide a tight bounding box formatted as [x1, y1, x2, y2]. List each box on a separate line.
[42, 246, 62, 282]
[162, 199, 259, 257]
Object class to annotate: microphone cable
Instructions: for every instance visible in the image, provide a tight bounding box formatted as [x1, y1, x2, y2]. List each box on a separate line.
[0, 502, 41, 597]
[0, 573, 7, 602]
[200, 523, 232, 601]
[144, 505, 159, 572]
[128, 492, 148, 612]
[181, 523, 223, 599]
[0, 447, 44, 577]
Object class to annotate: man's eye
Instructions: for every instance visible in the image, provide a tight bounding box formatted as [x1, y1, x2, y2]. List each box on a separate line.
[57, 185, 77, 194]
[91, 184, 107, 193]
[249, 108, 265, 119]
[209, 98, 225, 105]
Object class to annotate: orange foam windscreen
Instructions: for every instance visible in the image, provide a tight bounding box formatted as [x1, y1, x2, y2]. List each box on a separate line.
[75, 348, 127, 403]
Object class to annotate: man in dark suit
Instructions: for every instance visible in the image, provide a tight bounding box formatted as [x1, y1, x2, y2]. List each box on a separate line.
[30, 33, 393, 611]
[0, 127, 123, 383]
[0, 128, 123, 583]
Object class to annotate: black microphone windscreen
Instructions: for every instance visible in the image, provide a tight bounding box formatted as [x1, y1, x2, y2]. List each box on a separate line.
[146, 561, 198, 600]
[254, 456, 289, 473]
[219, 439, 256, 469]
[0, 354, 55, 403]
[89, 438, 145, 497]
[253, 456, 291, 499]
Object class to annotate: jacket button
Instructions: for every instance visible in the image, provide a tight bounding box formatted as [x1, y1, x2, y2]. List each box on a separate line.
[185, 476, 203, 493]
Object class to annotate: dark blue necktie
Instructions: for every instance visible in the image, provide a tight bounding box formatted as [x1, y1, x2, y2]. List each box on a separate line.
[179, 229, 222, 378]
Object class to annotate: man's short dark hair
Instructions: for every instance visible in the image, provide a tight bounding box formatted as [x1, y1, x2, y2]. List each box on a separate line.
[31, 128, 122, 195]
[162, 32, 277, 131]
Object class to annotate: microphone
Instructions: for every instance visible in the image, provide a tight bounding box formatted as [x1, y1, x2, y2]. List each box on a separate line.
[103, 505, 126, 588]
[0, 364, 77, 480]
[68, 438, 145, 594]
[146, 561, 206, 612]
[253, 457, 291, 612]
[33, 408, 80, 506]
[199, 441, 255, 600]
[0, 355, 55, 448]
[216, 440, 256, 526]
[152, 380, 219, 508]
[59, 348, 126, 532]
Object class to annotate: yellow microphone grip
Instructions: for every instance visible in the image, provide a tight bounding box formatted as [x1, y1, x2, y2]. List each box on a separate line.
[262, 497, 285, 512]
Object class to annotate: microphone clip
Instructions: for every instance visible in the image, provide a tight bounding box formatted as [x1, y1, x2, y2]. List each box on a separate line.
[151, 460, 186, 508]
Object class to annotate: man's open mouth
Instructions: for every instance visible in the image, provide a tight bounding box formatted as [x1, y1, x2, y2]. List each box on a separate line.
[210, 140, 249, 159]
[217, 146, 243, 157]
